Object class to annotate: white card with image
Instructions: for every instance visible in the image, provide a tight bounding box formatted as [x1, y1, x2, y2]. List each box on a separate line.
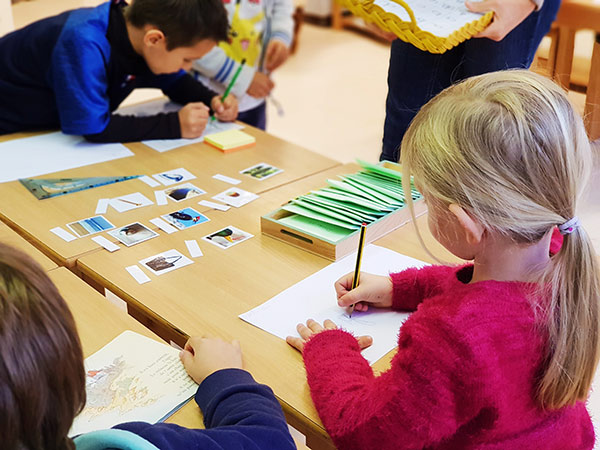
[212, 188, 259, 208]
[110, 192, 154, 213]
[152, 168, 196, 186]
[140, 249, 193, 276]
[202, 226, 253, 249]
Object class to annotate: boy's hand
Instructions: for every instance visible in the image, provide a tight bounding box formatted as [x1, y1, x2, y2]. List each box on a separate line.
[211, 95, 238, 122]
[179, 336, 243, 384]
[265, 40, 290, 72]
[335, 272, 394, 312]
[247, 72, 274, 98]
[286, 319, 373, 353]
[178, 102, 210, 138]
[466, 0, 535, 41]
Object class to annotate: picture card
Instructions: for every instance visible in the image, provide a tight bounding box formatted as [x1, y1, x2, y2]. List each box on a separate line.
[67, 216, 115, 238]
[110, 192, 154, 213]
[140, 249, 193, 276]
[202, 226, 253, 249]
[240, 163, 283, 180]
[212, 188, 259, 208]
[161, 207, 209, 230]
[108, 222, 159, 247]
[152, 168, 196, 186]
[163, 183, 206, 202]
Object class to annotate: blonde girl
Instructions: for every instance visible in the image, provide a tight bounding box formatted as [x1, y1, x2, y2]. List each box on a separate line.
[287, 70, 599, 449]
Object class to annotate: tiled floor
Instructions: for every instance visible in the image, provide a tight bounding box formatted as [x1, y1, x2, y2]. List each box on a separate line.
[6, 1, 600, 445]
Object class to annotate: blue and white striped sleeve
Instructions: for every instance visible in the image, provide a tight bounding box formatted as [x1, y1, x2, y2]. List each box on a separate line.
[192, 47, 255, 98]
[269, 0, 294, 48]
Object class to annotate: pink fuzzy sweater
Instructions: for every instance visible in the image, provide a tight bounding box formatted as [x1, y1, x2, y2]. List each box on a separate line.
[302, 261, 594, 449]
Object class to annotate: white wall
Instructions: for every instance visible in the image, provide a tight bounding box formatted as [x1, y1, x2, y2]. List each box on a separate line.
[0, 0, 14, 37]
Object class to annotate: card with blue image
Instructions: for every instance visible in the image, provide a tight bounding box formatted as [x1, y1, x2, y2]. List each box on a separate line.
[161, 207, 209, 230]
[67, 215, 115, 238]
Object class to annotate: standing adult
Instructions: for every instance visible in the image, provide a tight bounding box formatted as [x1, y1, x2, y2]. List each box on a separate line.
[381, 0, 561, 161]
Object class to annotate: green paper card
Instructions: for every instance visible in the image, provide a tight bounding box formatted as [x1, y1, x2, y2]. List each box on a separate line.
[278, 215, 353, 243]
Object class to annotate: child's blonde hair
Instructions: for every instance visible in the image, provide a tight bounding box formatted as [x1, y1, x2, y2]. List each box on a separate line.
[400, 70, 600, 409]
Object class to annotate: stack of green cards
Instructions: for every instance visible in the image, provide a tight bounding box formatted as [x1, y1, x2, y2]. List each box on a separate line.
[274, 160, 422, 243]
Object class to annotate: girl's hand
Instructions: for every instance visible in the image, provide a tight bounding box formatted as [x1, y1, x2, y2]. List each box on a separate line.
[335, 272, 394, 312]
[264, 40, 290, 72]
[466, 0, 536, 42]
[286, 319, 373, 352]
[247, 72, 274, 98]
[179, 336, 243, 384]
[211, 95, 238, 122]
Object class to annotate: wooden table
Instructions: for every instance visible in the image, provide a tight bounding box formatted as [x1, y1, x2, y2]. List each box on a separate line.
[49, 267, 204, 429]
[0, 127, 340, 269]
[0, 220, 57, 271]
[77, 163, 460, 449]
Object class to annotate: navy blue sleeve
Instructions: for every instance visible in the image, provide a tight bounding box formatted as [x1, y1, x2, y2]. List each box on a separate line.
[160, 72, 218, 107]
[115, 369, 296, 450]
[84, 112, 181, 143]
[49, 25, 112, 135]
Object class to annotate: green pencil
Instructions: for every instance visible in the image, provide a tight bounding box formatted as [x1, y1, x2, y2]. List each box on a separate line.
[211, 58, 246, 122]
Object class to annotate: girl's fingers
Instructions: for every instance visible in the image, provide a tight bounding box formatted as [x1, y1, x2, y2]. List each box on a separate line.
[323, 319, 337, 330]
[296, 322, 313, 339]
[306, 319, 324, 333]
[286, 336, 304, 352]
[357, 335, 373, 349]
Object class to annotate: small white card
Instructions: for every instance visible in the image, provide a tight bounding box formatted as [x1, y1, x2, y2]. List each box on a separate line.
[126, 265, 151, 284]
[154, 190, 168, 206]
[110, 193, 154, 213]
[139, 175, 160, 187]
[91, 235, 120, 252]
[95, 198, 110, 214]
[140, 249, 193, 276]
[185, 240, 203, 258]
[50, 226, 77, 242]
[149, 217, 178, 234]
[153, 168, 196, 186]
[213, 174, 241, 185]
[212, 188, 259, 208]
[198, 200, 230, 211]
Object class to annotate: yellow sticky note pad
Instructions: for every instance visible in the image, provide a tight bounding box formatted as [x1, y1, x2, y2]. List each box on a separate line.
[205, 129, 256, 153]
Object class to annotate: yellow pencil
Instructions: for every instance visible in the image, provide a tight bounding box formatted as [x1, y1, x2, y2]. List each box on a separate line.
[348, 222, 367, 318]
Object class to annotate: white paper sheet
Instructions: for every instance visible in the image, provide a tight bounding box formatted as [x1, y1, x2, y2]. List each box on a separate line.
[240, 245, 427, 364]
[0, 132, 133, 183]
[372, 0, 484, 38]
[69, 331, 197, 436]
[142, 121, 244, 153]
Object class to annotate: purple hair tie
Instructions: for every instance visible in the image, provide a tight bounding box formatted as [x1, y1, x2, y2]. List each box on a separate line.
[558, 216, 580, 235]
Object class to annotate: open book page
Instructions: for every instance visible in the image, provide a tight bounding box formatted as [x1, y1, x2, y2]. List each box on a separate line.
[240, 245, 428, 364]
[372, 0, 485, 38]
[69, 331, 197, 437]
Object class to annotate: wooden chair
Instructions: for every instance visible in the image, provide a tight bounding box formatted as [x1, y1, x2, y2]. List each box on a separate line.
[540, 0, 600, 141]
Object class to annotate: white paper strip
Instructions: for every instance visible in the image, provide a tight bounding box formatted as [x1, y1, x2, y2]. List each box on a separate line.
[213, 174, 241, 185]
[95, 198, 110, 214]
[185, 240, 203, 258]
[150, 217, 178, 234]
[126, 265, 151, 284]
[154, 190, 168, 205]
[198, 200, 230, 211]
[92, 235, 120, 252]
[50, 226, 77, 242]
[139, 175, 161, 187]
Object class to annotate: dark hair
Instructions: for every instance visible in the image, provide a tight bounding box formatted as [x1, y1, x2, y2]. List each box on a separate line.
[125, 0, 229, 50]
[0, 244, 85, 450]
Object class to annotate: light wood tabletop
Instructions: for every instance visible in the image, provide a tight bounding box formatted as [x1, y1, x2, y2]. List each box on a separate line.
[0, 127, 340, 268]
[76, 163, 461, 449]
[49, 267, 204, 429]
[0, 220, 57, 271]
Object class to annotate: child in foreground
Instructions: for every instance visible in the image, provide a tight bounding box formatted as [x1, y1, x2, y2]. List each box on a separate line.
[287, 70, 599, 449]
[0, 0, 239, 142]
[0, 243, 295, 450]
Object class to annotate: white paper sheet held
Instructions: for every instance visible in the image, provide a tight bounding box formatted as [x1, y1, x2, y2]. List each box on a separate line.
[240, 245, 427, 364]
[69, 331, 197, 436]
[0, 132, 133, 183]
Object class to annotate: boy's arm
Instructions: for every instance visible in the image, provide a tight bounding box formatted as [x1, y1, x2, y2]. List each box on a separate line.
[390, 265, 463, 311]
[160, 72, 219, 108]
[84, 113, 180, 143]
[114, 369, 296, 450]
[192, 48, 256, 99]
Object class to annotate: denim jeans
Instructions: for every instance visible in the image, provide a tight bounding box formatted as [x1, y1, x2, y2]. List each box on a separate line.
[237, 102, 267, 130]
[380, 0, 561, 162]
